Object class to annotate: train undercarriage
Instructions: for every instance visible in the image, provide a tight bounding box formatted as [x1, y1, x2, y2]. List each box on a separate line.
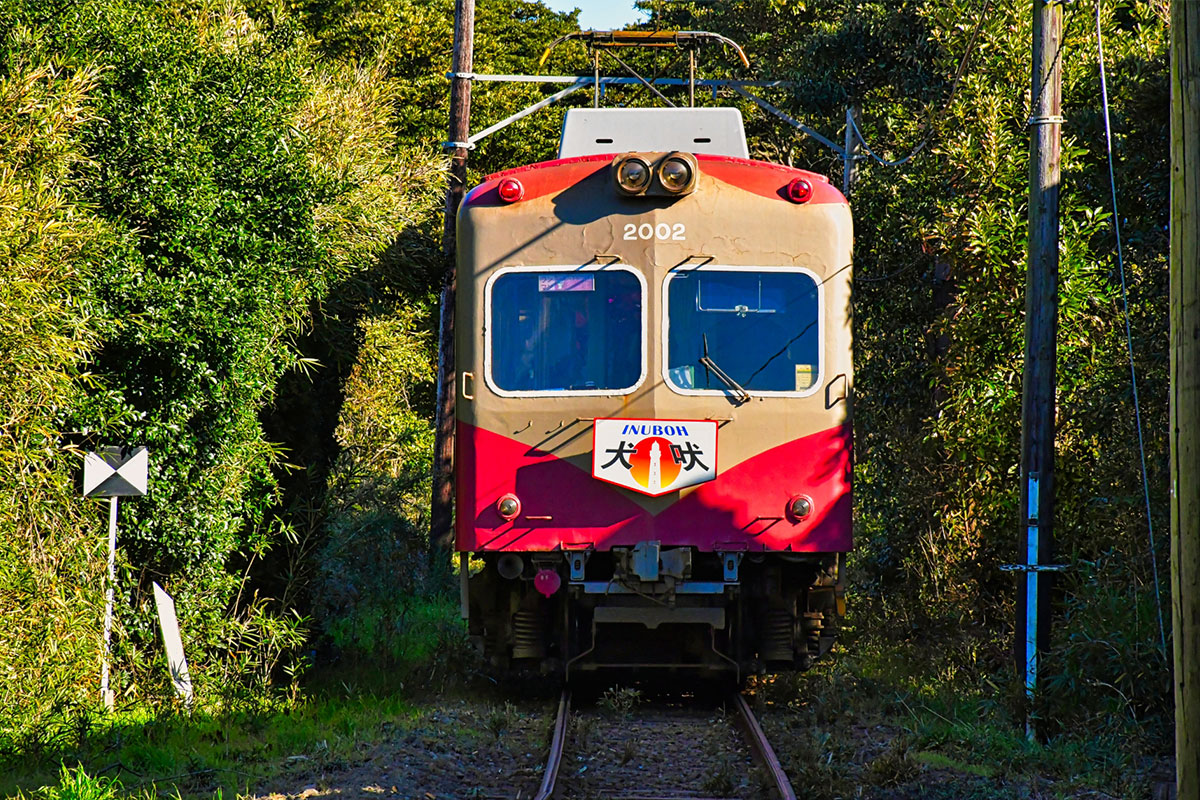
[463, 545, 845, 680]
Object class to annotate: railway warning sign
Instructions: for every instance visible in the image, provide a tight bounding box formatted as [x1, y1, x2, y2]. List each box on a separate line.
[592, 418, 718, 497]
[83, 446, 148, 497]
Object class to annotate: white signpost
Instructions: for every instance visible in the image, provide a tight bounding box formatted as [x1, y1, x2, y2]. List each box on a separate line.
[82, 446, 148, 711]
[152, 582, 194, 706]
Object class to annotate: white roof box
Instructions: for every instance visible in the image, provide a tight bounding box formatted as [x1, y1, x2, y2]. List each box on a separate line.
[558, 107, 749, 159]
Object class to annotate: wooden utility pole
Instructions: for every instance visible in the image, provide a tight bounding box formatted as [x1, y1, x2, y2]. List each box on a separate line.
[1171, 0, 1199, 795]
[431, 0, 475, 559]
[1016, 0, 1062, 739]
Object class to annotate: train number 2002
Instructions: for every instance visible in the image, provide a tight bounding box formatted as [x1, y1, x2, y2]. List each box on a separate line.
[624, 222, 686, 241]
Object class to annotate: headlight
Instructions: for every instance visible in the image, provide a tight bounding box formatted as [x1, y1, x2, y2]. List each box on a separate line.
[614, 156, 652, 195]
[497, 493, 521, 520]
[658, 156, 694, 193]
[788, 496, 813, 520]
[611, 152, 699, 197]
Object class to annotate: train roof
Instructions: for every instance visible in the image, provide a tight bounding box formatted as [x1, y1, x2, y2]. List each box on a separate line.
[558, 108, 749, 159]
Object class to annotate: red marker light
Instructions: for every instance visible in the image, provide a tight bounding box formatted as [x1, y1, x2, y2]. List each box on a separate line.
[786, 177, 813, 204]
[497, 177, 525, 203]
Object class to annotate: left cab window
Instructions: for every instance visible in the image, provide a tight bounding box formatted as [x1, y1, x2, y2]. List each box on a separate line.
[488, 269, 643, 393]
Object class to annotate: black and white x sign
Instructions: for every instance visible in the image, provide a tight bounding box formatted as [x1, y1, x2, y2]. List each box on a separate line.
[83, 447, 149, 497]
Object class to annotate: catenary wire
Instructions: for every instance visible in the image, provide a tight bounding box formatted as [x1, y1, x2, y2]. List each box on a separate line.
[855, 0, 1081, 284]
[849, 0, 993, 168]
[1093, 0, 1168, 659]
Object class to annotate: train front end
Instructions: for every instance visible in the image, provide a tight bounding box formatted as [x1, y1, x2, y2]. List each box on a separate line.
[455, 108, 852, 679]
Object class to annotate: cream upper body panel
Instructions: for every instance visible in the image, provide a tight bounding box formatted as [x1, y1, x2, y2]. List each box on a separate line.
[456, 157, 852, 500]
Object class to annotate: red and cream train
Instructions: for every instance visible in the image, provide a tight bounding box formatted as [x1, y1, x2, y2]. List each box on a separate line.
[454, 107, 852, 679]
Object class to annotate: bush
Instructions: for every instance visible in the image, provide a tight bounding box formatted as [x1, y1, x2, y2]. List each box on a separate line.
[310, 308, 445, 663]
[0, 0, 443, 742]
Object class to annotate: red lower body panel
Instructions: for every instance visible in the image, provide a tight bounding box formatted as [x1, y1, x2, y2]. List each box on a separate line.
[455, 421, 852, 553]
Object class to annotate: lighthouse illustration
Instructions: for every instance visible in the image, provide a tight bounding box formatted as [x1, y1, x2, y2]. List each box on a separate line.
[593, 419, 718, 497]
[648, 441, 662, 493]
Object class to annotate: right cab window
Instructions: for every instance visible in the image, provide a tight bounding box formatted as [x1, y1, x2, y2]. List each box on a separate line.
[665, 267, 821, 395]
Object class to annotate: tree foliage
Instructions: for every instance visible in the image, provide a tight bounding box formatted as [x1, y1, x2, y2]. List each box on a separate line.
[0, 38, 113, 746]
[653, 0, 1171, 746]
[287, 0, 581, 179]
[0, 0, 441, 739]
[256, 0, 579, 661]
[0, 0, 1175, 779]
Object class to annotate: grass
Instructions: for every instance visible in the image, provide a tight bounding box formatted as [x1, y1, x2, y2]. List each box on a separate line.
[912, 751, 997, 778]
[751, 624, 1173, 800]
[30, 767, 125, 800]
[7, 595, 1172, 800]
[2, 690, 425, 800]
[2, 592, 483, 800]
[320, 593, 468, 669]
[596, 686, 643, 718]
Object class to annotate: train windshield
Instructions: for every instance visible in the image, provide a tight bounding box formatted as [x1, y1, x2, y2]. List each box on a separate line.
[489, 269, 643, 393]
[665, 268, 820, 394]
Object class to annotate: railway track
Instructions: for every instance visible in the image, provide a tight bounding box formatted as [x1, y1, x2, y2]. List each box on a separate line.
[528, 689, 796, 800]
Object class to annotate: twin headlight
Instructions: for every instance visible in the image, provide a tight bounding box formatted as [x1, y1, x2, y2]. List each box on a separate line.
[612, 152, 698, 197]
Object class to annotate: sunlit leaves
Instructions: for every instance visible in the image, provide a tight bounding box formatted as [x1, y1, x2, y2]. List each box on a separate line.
[0, 47, 112, 747]
[0, 0, 443, 730]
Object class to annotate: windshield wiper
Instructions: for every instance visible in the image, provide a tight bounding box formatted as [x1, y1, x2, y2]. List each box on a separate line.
[699, 334, 751, 402]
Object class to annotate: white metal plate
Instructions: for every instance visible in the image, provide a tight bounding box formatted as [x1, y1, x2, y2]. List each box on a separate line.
[592, 418, 718, 497]
[558, 108, 749, 158]
[152, 582, 194, 704]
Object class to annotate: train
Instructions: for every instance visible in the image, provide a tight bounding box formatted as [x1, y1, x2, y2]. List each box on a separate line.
[454, 105, 852, 681]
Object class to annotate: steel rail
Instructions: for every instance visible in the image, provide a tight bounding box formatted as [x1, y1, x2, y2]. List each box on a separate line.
[526, 689, 794, 800]
[532, 689, 571, 800]
[731, 693, 797, 800]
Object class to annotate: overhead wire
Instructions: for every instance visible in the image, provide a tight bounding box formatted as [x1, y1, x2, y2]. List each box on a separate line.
[1092, 0, 1169, 659]
[849, 0, 993, 169]
[855, 0, 1081, 284]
